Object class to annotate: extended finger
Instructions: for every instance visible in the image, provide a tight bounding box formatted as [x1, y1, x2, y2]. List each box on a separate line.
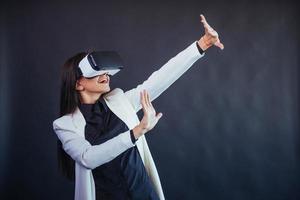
[200, 14, 212, 29]
[141, 91, 147, 111]
[149, 96, 154, 108]
[146, 90, 153, 108]
[143, 90, 148, 107]
[144, 90, 151, 107]
[202, 22, 211, 31]
[214, 39, 224, 50]
[208, 29, 218, 37]
[143, 90, 150, 108]
[200, 14, 208, 25]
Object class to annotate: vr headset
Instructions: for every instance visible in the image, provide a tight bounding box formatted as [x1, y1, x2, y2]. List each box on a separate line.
[77, 51, 123, 78]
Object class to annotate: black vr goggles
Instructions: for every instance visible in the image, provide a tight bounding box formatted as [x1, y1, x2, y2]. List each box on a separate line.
[77, 51, 123, 78]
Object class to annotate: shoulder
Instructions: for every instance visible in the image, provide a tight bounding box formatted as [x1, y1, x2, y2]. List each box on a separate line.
[53, 116, 71, 130]
[52, 113, 74, 131]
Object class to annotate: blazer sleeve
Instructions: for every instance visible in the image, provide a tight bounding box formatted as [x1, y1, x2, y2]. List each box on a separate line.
[124, 41, 204, 112]
[53, 119, 134, 170]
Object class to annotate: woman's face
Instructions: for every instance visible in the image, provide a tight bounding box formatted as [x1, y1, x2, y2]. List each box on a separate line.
[76, 73, 110, 94]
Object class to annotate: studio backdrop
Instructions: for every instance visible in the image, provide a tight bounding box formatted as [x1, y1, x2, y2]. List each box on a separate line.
[0, 1, 299, 199]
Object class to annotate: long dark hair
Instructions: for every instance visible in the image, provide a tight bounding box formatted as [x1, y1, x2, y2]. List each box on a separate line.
[57, 52, 87, 181]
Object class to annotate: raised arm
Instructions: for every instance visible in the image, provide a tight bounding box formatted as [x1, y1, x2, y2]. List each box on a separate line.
[125, 14, 224, 112]
[124, 41, 203, 112]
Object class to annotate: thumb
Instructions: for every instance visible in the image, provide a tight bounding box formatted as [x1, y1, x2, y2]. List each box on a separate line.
[156, 112, 163, 120]
[215, 40, 224, 50]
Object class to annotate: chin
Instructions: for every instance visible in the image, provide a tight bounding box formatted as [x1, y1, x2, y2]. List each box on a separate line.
[104, 86, 111, 93]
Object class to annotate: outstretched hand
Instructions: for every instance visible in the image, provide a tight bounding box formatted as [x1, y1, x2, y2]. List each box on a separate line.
[139, 90, 163, 132]
[132, 90, 163, 139]
[198, 14, 224, 51]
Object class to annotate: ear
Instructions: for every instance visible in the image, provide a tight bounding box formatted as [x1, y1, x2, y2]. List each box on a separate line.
[75, 80, 84, 91]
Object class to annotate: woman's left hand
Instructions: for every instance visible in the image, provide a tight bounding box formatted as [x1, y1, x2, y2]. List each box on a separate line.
[198, 14, 224, 51]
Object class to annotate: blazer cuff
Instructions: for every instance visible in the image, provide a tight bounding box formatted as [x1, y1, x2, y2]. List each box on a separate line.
[130, 130, 138, 144]
[196, 41, 205, 55]
[120, 131, 136, 148]
[192, 41, 205, 58]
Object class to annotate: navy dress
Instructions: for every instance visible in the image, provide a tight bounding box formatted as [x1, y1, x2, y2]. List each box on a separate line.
[79, 98, 159, 200]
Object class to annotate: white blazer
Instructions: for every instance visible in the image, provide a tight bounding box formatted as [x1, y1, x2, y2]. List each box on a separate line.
[53, 41, 204, 200]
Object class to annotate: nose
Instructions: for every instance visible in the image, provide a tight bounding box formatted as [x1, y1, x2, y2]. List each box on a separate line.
[97, 73, 109, 82]
[103, 73, 109, 79]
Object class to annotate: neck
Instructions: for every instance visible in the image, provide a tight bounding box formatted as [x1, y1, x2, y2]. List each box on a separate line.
[79, 91, 102, 104]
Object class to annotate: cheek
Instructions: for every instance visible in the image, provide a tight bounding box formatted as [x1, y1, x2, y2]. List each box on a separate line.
[81, 81, 96, 90]
[86, 81, 109, 90]
[89, 82, 99, 89]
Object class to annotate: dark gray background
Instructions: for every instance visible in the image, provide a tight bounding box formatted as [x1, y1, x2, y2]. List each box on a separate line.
[1, 0, 299, 199]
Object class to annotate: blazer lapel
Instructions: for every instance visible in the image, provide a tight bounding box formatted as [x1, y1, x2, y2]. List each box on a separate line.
[70, 88, 139, 138]
[103, 88, 139, 130]
[70, 88, 145, 163]
[103, 89, 145, 163]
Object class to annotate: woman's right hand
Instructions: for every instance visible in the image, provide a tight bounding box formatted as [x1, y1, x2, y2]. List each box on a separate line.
[132, 90, 163, 139]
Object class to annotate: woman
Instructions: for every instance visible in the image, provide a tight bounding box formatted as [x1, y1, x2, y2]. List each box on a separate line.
[53, 14, 224, 200]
